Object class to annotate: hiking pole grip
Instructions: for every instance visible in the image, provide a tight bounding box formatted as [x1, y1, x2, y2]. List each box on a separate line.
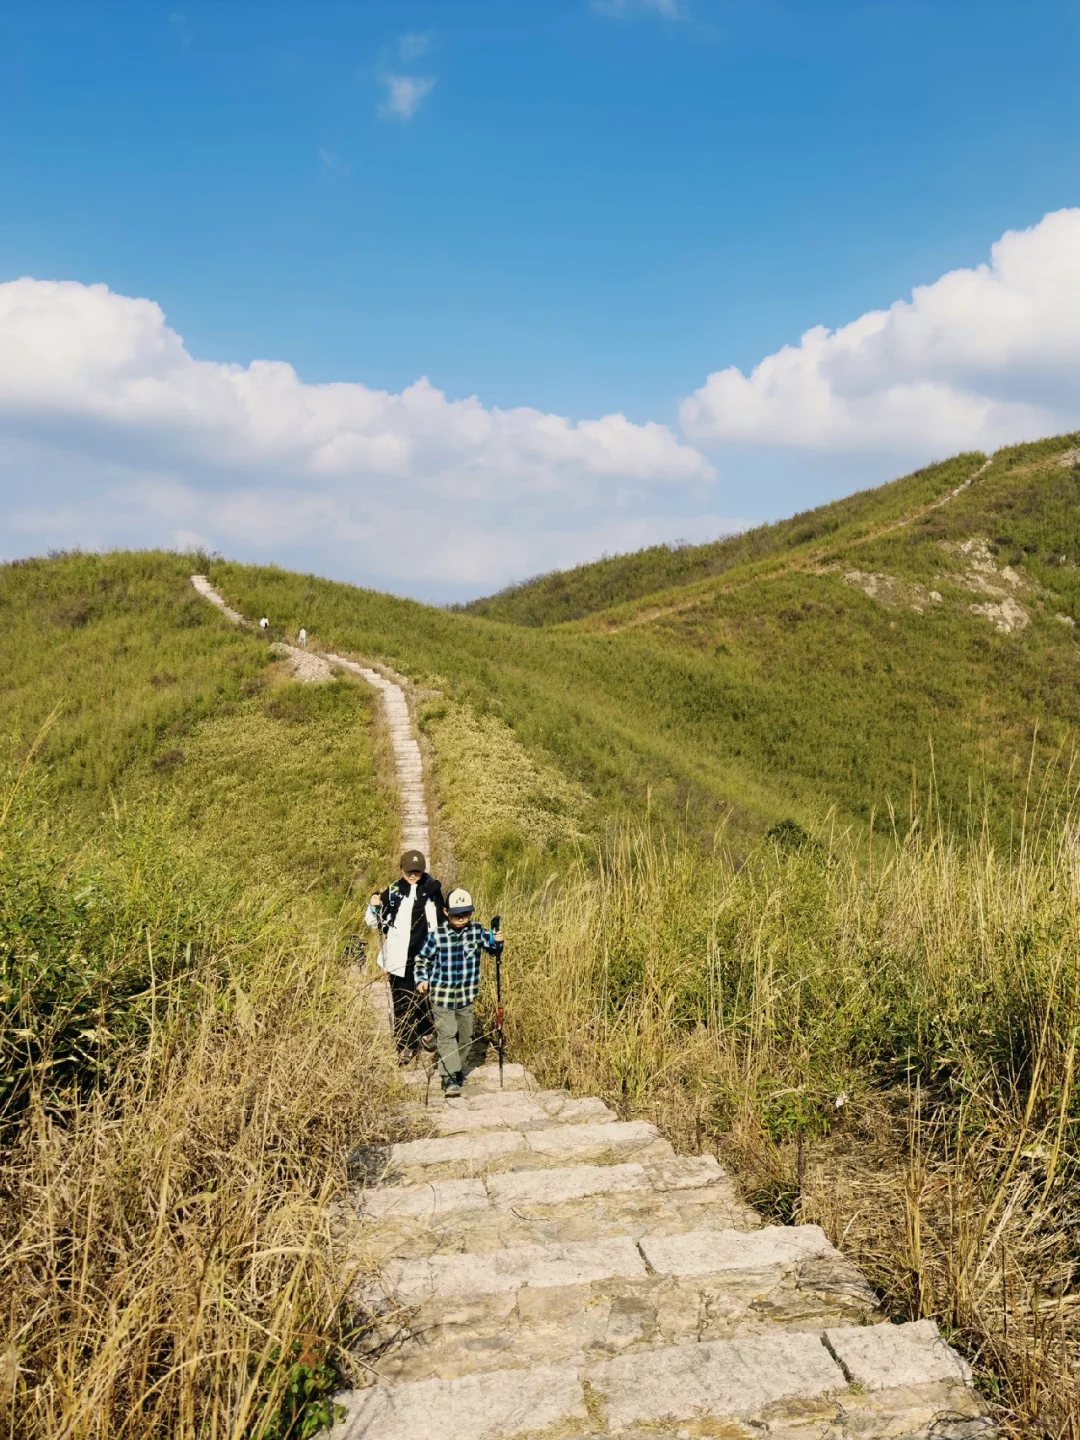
[491, 916, 504, 1089]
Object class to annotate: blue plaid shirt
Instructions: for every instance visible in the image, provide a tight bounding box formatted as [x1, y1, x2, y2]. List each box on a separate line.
[415, 922, 498, 1008]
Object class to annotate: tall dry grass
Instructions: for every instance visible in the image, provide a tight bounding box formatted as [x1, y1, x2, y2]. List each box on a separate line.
[491, 802, 1080, 1437]
[1, 756, 400, 1440]
[2, 934, 397, 1440]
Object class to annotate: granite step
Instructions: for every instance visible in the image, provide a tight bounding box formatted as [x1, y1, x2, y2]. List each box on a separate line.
[334, 1322, 979, 1439]
[356, 1226, 881, 1383]
[427, 1096, 616, 1135]
[360, 1120, 675, 1186]
[357, 1153, 730, 1210]
[334, 1364, 586, 1440]
[353, 1157, 759, 1260]
[585, 1322, 975, 1432]
[400, 1062, 537, 1097]
[425, 1087, 578, 1114]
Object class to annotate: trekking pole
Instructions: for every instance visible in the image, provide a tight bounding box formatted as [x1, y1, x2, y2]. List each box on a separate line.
[491, 915, 504, 1089]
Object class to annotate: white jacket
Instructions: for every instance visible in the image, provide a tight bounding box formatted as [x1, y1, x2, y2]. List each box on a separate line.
[365, 883, 440, 977]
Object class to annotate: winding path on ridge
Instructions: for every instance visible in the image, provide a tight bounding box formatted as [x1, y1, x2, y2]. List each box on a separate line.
[190, 575, 428, 856]
[598, 455, 996, 636]
[189, 575, 988, 1440]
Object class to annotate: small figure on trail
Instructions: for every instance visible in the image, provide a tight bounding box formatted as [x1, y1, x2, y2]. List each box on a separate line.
[259, 616, 269, 631]
[365, 849, 445, 1063]
[298, 627, 307, 647]
[416, 889, 503, 1097]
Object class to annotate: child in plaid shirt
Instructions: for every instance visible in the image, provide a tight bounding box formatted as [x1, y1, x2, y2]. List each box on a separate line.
[415, 887, 503, 1097]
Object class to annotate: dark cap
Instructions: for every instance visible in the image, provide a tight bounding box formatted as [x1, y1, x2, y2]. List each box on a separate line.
[399, 849, 426, 873]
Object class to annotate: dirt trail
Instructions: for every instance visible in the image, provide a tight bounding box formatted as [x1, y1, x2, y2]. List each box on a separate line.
[600, 455, 994, 635]
[189, 575, 429, 856]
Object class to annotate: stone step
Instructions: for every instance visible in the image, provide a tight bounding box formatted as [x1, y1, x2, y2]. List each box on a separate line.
[425, 1087, 574, 1114]
[353, 1157, 759, 1261]
[360, 1179, 756, 1262]
[361, 1177, 490, 1223]
[358, 1155, 733, 1214]
[383, 1234, 646, 1305]
[334, 1364, 586, 1440]
[588, 1329, 842, 1430]
[357, 1226, 880, 1383]
[368, 1120, 674, 1185]
[375, 1225, 838, 1307]
[639, 1223, 834, 1276]
[336, 1323, 979, 1439]
[486, 1154, 729, 1206]
[400, 1062, 536, 1095]
[427, 1096, 616, 1135]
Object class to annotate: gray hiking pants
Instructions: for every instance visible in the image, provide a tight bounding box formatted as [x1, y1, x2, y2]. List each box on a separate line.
[433, 1003, 474, 1080]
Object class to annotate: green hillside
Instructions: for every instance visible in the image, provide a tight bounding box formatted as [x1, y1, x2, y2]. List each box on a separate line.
[1, 551, 401, 1439]
[210, 434, 1080, 847]
[0, 551, 392, 899]
[457, 450, 989, 628]
[5, 436, 1080, 1435]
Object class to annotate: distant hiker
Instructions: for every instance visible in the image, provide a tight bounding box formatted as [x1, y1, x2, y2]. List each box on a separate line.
[365, 850, 444, 1062]
[298, 627, 307, 647]
[259, 616, 269, 631]
[415, 889, 503, 1097]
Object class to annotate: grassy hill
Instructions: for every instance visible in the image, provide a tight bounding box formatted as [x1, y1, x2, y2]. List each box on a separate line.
[209, 434, 1080, 849]
[455, 450, 991, 628]
[0, 550, 392, 899]
[0, 551, 401, 1438]
[5, 433, 1080, 1436]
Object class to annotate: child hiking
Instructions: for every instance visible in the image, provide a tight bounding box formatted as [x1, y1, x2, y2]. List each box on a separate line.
[365, 849, 445, 1063]
[415, 888, 503, 1097]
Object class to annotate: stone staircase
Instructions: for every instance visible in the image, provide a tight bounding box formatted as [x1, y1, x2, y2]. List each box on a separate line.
[334, 1048, 989, 1440]
[185, 575, 990, 1440]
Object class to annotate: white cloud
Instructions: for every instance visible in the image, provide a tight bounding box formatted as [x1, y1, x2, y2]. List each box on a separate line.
[0, 278, 716, 595]
[169, 12, 192, 46]
[681, 208, 1080, 455]
[398, 32, 432, 61]
[378, 74, 436, 123]
[318, 147, 351, 176]
[594, 0, 686, 19]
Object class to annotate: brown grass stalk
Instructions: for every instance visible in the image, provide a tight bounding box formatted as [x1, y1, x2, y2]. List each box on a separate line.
[1, 938, 398, 1440]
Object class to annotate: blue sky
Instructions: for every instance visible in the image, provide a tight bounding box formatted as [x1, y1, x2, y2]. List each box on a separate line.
[1, 0, 1079, 599]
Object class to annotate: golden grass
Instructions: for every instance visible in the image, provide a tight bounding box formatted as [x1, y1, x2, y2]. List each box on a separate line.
[488, 804, 1080, 1436]
[2, 925, 400, 1439]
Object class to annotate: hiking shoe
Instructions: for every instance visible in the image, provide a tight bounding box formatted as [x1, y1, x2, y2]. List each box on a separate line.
[396, 1047, 415, 1066]
[441, 1076, 462, 1098]
[454, 1071, 466, 1088]
[418, 1032, 437, 1053]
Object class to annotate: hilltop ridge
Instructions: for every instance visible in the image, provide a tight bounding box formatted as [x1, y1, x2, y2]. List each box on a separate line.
[206, 433, 1080, 849]
[5, 433, 1079, 861]
[457, 450, 988, 628]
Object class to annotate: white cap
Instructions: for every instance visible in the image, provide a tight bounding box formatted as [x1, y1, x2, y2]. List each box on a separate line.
[446, 887, 474, 916]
